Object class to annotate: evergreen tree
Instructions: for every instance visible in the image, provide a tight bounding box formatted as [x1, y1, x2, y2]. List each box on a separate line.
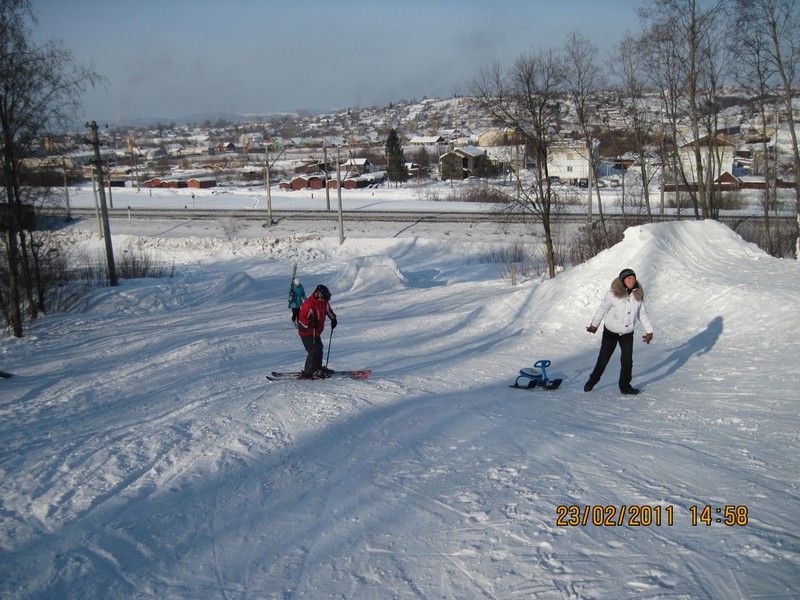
[414, 147, 432, 180]
[385, 128, 408, 187]
[473, 151, 500, 178]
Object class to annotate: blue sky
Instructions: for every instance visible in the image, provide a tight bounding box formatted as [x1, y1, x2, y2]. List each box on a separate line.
[33, 0, 645, 123]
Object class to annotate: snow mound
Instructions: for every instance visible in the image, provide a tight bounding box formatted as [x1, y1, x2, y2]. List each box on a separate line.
[533, 220, 800, 344]
[334, 255, 409, 295]
[207, 271, 263, 303]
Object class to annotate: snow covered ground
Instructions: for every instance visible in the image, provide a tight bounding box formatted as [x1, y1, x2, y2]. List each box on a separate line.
[1, 184, 799, 599]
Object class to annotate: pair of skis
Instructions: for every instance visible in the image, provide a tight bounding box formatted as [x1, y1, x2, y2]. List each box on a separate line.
[267, 369, 372, 382]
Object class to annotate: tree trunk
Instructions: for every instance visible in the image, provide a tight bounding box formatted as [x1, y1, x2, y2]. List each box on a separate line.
[2, 230, 24, 337]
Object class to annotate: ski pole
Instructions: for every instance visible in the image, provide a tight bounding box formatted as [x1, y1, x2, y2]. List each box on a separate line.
[325, 327, 333, 368]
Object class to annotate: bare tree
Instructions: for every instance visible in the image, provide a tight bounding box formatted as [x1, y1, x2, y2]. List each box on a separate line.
[613, 34, 657, 221]
[564, 31, 611, 244]
[472, 49, 567, 278]
[1, 0, 101, 336]
[730, 1, 784, 254]
[735, 0, 800, 258]
[640, 17, 689, 216]
[640, 0, 731, 219]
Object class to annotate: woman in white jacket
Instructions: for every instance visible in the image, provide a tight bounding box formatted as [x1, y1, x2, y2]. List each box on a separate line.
[584, 268, 653, 395]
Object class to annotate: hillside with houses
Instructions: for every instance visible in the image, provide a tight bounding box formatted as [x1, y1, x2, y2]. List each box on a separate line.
[32, 89, 797, 202]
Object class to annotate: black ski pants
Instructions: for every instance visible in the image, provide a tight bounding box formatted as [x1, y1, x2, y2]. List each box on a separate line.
[587, 327, 634, 391]
[301, 335, 323, 374]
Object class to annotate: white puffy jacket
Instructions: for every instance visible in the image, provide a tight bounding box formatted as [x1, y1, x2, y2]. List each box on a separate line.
[591, 278, 653, 335]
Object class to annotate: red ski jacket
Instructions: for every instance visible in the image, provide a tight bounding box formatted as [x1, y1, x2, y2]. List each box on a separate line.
[297, 295, 336, 338]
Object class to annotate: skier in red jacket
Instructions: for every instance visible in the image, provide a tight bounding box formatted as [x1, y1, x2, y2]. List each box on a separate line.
[297, 284, 338, 378]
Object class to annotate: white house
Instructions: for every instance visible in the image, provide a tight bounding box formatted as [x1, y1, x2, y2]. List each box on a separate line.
[546, 140, 598, 181]
[677, 135, 736, 182]
[338, 157, 375, 175]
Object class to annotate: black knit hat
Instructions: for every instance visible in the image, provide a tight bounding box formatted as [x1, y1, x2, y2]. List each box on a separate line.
[314, 284, 331, 300]
[619, 268, 636, 282]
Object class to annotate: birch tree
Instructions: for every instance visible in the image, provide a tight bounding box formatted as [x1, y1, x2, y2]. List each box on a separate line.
[472, 49, 567, 278]
[736, 0, 800, 258]
[639, 0, 731, 219]
[613, 34, 657, 221]
[1, 0, 100, 336]
[564, 31, 610, 243]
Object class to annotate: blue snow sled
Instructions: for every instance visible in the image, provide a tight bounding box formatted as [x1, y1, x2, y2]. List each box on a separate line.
[511, 359, 563, 390]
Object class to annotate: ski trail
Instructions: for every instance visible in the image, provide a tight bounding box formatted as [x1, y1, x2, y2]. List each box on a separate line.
[210, 449, 231, 600]
[421, 537, 500, 600]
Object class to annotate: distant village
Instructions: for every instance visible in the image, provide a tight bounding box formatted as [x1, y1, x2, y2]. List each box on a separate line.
[33, 89, 797, 196]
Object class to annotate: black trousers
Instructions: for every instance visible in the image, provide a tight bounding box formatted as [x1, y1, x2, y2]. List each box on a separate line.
[587, 327, 634, 391]
[301, 335, 323, 374]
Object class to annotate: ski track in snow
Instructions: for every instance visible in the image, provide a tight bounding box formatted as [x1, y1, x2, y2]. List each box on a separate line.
[1, 215, 799, 599]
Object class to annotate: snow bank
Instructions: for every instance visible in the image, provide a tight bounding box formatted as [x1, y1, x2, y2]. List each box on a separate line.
[529, 220, 800, 347]
[208, 272, 264, 303]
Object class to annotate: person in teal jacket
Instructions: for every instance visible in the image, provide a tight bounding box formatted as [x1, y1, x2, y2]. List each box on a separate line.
[288, 278, 306, 327]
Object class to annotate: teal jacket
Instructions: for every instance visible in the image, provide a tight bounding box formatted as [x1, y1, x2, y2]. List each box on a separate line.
[289, 283, 306, 309]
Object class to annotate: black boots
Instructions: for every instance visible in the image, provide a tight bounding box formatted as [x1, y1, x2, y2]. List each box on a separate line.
[584, 381, 640, 395]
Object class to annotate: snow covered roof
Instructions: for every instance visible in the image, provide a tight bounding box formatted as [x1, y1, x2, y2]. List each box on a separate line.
[408, 135, 445, 145]
[452, 145, 484, 158]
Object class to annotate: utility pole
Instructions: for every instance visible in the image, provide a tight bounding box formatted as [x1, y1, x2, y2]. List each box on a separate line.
[128, 134, 140, 192]
[265, 143, 273, 225]
[337, 150, 344, 244]
[106, 157, 113, 208]
[324, 144, 331, 211]
[88, 120, 118, 286]
[90, 168, 101, 237]
[62, 156, 71, 220]
[587, 153, 593, 223]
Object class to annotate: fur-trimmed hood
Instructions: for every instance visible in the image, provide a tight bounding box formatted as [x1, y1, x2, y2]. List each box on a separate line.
[610, 277, 644, 301]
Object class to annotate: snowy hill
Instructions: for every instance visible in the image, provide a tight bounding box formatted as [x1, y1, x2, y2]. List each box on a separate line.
[1, 219, 799, 599]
